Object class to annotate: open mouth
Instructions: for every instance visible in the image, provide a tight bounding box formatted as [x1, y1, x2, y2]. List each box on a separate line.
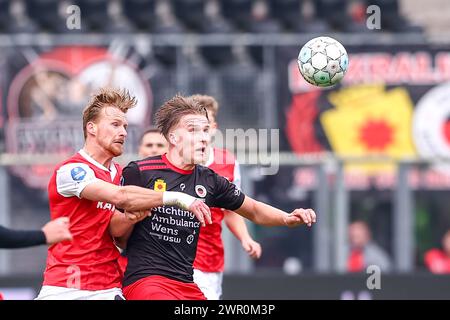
[114, 141, 124, 145]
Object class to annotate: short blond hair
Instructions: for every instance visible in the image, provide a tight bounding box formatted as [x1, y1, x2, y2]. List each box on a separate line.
[189, 94, 219, 119]
[82, 88, 136, 139]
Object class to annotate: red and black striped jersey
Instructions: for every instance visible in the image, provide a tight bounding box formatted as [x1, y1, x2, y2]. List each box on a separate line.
[121, 154, 245, 286]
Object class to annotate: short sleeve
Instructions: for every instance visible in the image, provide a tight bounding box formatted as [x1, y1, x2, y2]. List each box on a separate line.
[211, 172, 245, 211]
[56, 163, 99, 198]
[121, 162, 142, 187]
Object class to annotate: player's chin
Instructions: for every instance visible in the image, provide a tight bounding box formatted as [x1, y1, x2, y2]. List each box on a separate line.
[110, 144, 124, 157]
[192, 152, 205, 164]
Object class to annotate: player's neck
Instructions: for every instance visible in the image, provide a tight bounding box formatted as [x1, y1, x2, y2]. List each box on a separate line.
[166, 149, 195, 171]
[82, 143, 113, 169]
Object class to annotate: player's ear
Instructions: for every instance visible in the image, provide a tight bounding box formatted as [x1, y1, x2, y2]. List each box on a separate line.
[86, 122, 97, 137]
[169, 133, 178, 144]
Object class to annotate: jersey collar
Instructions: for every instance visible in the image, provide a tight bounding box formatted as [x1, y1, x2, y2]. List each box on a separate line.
[161, 154, 194, 175]
[78, 149, 117, 178]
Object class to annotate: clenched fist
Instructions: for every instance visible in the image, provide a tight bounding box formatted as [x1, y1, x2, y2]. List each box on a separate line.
[42, 217, 73, 245]
[284, 208, 316, 228]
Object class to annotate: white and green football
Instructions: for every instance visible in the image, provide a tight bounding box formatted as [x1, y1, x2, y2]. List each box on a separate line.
[298, 36, 349, 87]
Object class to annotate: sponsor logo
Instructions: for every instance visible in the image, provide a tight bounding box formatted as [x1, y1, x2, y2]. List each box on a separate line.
[186, 234, 194, 245]
[154, 179, 166, 192]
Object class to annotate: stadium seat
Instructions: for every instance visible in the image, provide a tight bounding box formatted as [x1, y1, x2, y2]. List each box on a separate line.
[123, 0, 156, 31]
[314, 0, 368, 32]
[77, 0, 109, 32]
[222, 0, 253, 30]
[217, 45, 263, 129]
[201, 0, 235, 66]
[0, 0, 11, 33]
[172, 0, 204, 31]
[152, 1, 185, 66]
[182, 45, 212, 95]
[371, 0, 423, 32]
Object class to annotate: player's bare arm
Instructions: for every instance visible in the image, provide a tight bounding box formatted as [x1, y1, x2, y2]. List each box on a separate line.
[109, 209, 149, 238]
[224, 210, 262, 259]
[81, 179, 211, 226]
[234, 196, 316, 227]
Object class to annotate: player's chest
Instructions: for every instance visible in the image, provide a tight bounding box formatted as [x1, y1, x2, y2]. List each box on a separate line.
[145, 174, 214, 205]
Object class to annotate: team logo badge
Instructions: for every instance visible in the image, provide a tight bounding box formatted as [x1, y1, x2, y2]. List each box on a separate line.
[413, 82, 450, 174]
[71, 167, 86, 181]
[154, 179, 166, 192]
[195, 185, 207, 198]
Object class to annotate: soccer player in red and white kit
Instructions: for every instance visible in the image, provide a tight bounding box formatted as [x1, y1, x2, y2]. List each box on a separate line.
[35, 88, 211, 300]
[118, 95, 316, 300]
[190, 95, 261, 300]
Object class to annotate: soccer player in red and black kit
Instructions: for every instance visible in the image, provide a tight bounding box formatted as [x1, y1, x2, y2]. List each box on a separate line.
[119, 95, 316, 300]
[190, 94, 261, 300]
[35, 88, 211, 300]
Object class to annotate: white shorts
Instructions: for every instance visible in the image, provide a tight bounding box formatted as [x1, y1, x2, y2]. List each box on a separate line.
[193, 269, 223, 300]
[35, 286, 124, 300]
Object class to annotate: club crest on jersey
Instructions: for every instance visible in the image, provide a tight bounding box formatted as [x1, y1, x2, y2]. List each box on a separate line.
[195, 185, 207, 198]
[186, 234, 194, 245]
[71, 167, 86, 181]
[154, 179, 166, 192]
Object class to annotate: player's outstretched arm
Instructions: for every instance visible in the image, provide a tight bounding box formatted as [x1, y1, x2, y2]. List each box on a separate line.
[224, 210, 262, 259]
[41, 217, 73, 245]
[234, 196, 316, 228]
[80, 180, 211, 226]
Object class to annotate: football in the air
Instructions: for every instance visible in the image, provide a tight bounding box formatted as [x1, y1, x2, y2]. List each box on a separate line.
[297, 36, 349, 87]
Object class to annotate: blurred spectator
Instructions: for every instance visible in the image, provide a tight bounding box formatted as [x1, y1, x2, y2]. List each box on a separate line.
[138, 127, 168, 158]
[104, 0, 135, 33]
[347, 220, 392, 272]
[7, 0, 39, 33]
[202, 0, 234, 34]
[247, 0, 282, 33]
[424, 230, 450, 274]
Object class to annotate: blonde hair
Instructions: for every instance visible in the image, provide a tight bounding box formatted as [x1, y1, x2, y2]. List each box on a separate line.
[82, 88, 136, 139]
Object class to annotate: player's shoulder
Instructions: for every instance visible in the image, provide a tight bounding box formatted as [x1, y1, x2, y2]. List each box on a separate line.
[55, 152, 90, 172]
[126, 155, 166, 173]
[134, 155, 164, 166]
[196, 164, 223, 181]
